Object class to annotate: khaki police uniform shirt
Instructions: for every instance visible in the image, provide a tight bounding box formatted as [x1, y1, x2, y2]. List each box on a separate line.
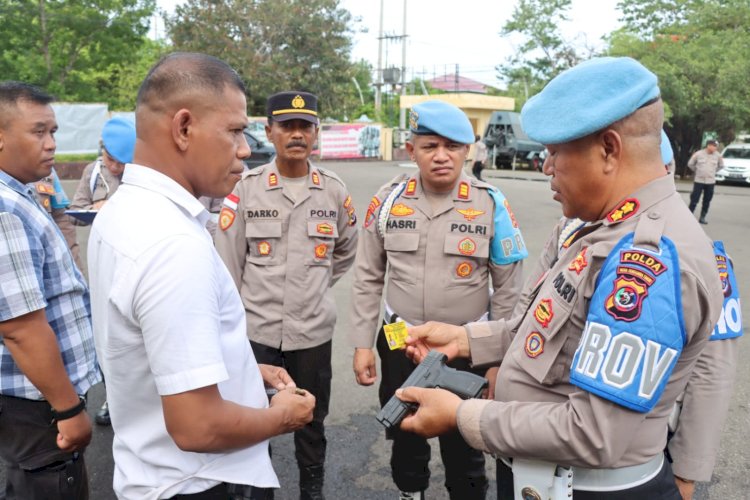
[687, 149, 723, 184]
[70, 159, 123, 212]
[349, 172, 523, 349]
[33, 175, 82, 271]
[668, 335, 739, 480]
[456, 175, 723, 469]
[214, 161, 358, 351]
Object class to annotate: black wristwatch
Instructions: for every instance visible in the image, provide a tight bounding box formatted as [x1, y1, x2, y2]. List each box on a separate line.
[51, 396, 87, 421]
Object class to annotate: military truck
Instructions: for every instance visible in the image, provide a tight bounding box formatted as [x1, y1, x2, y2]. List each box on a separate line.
[482, 111, 544, 169]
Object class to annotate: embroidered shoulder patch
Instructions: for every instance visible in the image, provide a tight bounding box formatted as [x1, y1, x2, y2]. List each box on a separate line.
[570, 233, 684, 413]
[219, 207, 236, 231]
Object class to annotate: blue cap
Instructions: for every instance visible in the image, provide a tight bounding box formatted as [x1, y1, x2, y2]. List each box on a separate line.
[101, 117, 136, 164]
[521, 57, 660, 144]
[409, 100, 474, 144]
[660, 130, 673, 165]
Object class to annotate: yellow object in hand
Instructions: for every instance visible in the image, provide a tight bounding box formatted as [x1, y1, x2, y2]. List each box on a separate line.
[384, 321, 408, 350]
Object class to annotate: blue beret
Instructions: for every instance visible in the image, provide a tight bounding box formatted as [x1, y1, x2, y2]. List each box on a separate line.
[521, 57, 660, 144]
[660, 130, 674, 165]
[409, 100, 474, 144]
[102, 117, 136, 164]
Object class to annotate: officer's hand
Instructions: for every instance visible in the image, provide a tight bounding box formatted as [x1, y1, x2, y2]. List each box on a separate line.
[270, 387, 315, 433]
[56, 411, 92, 452]
[353, 348, 377, 386]
[405, 322, 470, 363]
[259, 364, 296, 391]
[92, 200, 106, 210]
[397, 387, 460, 438]
[674, 476, 695, 500]
[484, 366, 499, 400]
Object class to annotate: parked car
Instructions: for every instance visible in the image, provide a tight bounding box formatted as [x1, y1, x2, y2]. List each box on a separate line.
[243, 127, 275, 169]
[716, 143, 750, 185]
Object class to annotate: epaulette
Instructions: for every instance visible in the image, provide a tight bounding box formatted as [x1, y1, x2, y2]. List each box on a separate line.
[316, 167, 347, 189]
[469, 178, 497, 191]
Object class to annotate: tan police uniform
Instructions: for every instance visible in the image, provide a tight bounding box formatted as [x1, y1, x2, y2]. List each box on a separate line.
[70, 159, 123, 215]
[349, 170, 524, 498]
[33, 174, 83, 271]
[215, 160, 358, 350]
[667, 245, 741, 482]
[687, 149, 723, 184]
[456, 175, 723, 495]
[350, 171, 523, 344]
[667, 336, 739, 481]
[215, 158, 357, 486]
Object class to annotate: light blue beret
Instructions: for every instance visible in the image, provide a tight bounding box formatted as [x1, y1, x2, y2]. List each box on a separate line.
[660, 130, 674, 165]
[409, 100, 474, 144]
[521, 57, 660, 144]
[102, 117, 136, 164]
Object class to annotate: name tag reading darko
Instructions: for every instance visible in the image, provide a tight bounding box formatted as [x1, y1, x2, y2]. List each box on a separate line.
[384, 321, 408, 350]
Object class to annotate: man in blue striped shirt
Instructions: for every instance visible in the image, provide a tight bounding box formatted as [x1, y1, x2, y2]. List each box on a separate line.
[0, 82, 100, 499]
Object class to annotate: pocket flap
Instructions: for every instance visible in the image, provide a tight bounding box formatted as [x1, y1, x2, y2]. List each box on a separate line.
[443, 234, 489, 258]
[246, 221, 282, 238]
[307, 220, 339, 238]
[384, 232, 420, 252]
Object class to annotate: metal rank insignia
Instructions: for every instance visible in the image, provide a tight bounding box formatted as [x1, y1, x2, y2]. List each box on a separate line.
[456, 208, 484, 221]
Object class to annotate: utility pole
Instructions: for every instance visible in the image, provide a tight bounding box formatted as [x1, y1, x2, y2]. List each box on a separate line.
[375, 0, 384, 115]
[398, 0, 408, 130]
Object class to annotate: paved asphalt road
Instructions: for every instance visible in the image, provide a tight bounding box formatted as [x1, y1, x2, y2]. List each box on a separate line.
[2, 161, 748, 499]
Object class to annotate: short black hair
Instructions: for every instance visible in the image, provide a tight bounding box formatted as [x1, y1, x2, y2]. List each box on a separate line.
[136, 52, 246, 110]
[0, 81, 54, 128]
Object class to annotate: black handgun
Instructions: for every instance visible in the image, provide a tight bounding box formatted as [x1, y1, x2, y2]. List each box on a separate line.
[376, 350, 488, 430]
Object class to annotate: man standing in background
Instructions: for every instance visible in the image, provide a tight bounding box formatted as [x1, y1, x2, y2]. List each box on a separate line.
[687, 139, 723, 224]
[215, 91, 358, 500]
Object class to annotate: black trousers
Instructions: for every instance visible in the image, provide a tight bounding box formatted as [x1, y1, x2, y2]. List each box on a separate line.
[0, 395, 89, 500]
[250, 340, 332, 468]
[496, 455, 681, 500]
[169, 482, 274, 500]
[376, 325, 488, 499]
[688, 182, 714, 216]
[472, 161, 485, 181]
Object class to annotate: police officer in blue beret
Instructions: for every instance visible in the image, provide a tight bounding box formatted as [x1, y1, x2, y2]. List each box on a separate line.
[400, 58, 724, 499]
[70, 116, 136, 217]
[349, 100, 527, 500]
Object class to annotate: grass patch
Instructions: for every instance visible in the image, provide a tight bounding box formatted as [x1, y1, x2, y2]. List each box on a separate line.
[56, 153, 97, 162]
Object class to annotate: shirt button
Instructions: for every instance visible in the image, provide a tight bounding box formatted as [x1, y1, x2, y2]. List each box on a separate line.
[648, 211, 661, 220]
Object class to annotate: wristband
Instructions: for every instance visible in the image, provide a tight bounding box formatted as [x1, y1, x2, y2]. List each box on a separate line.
[51, 396, 87, 421]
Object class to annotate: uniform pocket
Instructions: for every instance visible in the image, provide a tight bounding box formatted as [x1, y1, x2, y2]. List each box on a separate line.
[443, 233, 490, 258]
[511, 273, 585, 386]
[246, 221, 283, 265]
[306, 220, 338, 267]
[384, 232, 420, 252]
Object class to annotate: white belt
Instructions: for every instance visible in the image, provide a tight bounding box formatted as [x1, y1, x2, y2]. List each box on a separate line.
[384, 302, 489, 328]
[499, 453, 664, 497]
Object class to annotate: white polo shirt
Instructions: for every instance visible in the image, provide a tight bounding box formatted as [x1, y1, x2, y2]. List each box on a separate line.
[88, 165, 278, 500]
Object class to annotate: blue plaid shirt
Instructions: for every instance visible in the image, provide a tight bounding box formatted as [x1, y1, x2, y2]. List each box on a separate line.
[0, 170, 100, 399]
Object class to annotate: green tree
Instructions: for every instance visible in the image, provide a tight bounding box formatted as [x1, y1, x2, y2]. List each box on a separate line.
[496, 0, 581, 109]
[166, 0, 359, 120]
[0, 0, 156, 105]
[610, 0, 750, 174]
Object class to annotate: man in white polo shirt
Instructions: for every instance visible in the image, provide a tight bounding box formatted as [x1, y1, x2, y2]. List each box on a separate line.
[87, 52, 316, 500]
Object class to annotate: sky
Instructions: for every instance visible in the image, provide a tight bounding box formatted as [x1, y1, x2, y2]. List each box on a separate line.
[154, 0, 623, 88]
